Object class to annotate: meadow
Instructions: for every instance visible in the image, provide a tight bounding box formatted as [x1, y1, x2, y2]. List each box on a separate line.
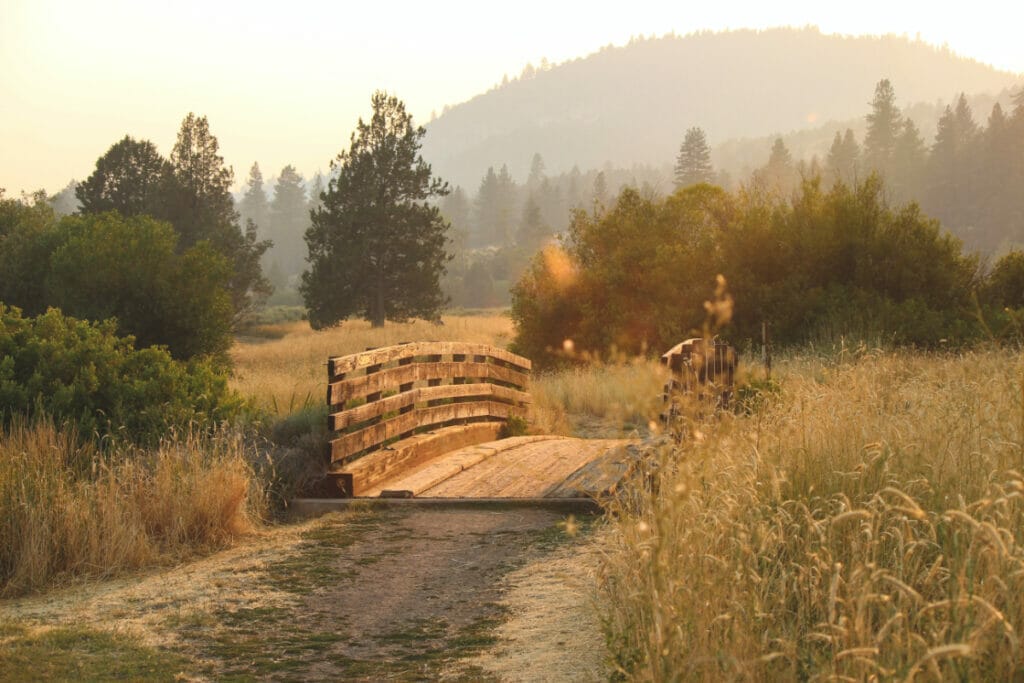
[5, 309, 1024, 681]
[600, 346, 1024, 680]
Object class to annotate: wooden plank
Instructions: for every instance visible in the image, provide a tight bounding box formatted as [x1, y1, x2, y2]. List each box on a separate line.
[327, 361, 528, 406]
[420, 438, 632, 498]
[340, 422, 505, 495]
[329, 383, 531, 431]
[330, 400, 522, 462]
[362, 436, 569, 497]
[329, 342, 531, 377]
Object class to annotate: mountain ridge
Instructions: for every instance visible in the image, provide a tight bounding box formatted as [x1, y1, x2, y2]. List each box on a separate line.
[422, 27, 1022, 188]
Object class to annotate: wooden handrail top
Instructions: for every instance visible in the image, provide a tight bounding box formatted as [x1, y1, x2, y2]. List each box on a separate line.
[330, 383, 530, 431]
[328, 360, 528, 406]
[328, 341, 531, 378]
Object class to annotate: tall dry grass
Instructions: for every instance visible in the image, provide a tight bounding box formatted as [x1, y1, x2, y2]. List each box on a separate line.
[230, 314, 514, 414]
[600, 348, 1024, 680]
[530, 359, 666, 436]
[0, 420, 264, 597]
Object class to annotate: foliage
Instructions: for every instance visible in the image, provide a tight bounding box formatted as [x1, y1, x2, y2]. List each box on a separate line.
[0, 203, 235, 360]
[75, 136, 170, 217]
[0, 304, 245, 446]
[512, 177, 982, 366]
[302, 92, 450, 329]
[46, 212, 235, 359]
[77, 116, 272, 320]
[166, 113, 273, 319]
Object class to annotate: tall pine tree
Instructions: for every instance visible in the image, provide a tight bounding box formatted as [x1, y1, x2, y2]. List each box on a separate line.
[864, 79, 903, 178]
[826, 129, 860, 186]
[238, 162, 271, 238]
[166, 113, 271, 318]
[674, 127, 714, 189]
[269, 165, 308, 279]
[302, 92, 450, 328]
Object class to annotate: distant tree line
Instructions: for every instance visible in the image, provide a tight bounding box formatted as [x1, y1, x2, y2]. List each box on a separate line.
[839, 80, 1024, 253]
[439, 154, 668, 308]
[452, 78, 1024, 313]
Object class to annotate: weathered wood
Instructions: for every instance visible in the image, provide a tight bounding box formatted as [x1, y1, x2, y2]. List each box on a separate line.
[328, 342, 531, 377]
[322, 342, 536, 497]
[341, 422, 505, 495]
[329, 383, 530, 431]
[327, 361, 528, 406]
[361, 436, 564, 498]
[415, 438, 631, 498]
[330, 400, 520, 462]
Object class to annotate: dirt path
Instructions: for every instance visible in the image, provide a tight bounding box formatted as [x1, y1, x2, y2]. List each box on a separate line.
[0, 506, 608, 681]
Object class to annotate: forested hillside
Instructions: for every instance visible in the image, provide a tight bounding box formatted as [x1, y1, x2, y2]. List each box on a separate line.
[422, 27, 1020, 188]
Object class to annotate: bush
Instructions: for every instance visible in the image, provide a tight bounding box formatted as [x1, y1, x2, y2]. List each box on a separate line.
[511, 178, 982, 365]
[0, 196, 235, 360]
[0, 304, 245, 446]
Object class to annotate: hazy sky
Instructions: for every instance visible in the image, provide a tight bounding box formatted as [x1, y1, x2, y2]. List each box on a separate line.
[2, 0, 1021, 196]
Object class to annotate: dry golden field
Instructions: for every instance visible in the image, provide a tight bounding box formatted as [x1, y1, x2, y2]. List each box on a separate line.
[600, 347, 1024, 680]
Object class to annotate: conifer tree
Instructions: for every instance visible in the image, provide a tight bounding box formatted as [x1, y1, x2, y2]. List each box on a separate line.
[516, 194, 549, 252]
[76, 136, 170, 217]
[166, 113, 271, 318]
[864, 79, 903, 177]
[674, 127, 714, 189]
[890, 119, 927, 202]
[269, 165, 308, 278]
[238, 162, 271, 237]
[826, 129, 860, 185]
[302, 92, 450, 328]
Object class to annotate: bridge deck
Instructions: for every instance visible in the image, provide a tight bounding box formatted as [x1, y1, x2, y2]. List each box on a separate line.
[362, 436, 633, 499]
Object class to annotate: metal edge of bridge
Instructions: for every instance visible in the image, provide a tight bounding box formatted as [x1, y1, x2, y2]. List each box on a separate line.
[287, 496, 605, 520]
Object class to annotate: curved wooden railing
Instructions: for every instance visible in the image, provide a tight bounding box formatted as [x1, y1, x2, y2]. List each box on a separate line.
[323, 342, 532, 496]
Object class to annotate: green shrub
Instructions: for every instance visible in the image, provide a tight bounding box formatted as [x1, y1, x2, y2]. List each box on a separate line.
[0, 197, 235, 360]
[0, 304, 245, 446]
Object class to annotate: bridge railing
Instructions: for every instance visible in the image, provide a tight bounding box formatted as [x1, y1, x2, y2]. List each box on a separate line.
[324, 342, 532, 496]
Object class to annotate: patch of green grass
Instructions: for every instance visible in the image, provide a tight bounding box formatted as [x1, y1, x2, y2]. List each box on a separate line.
[262, 511, 384, 595]
[0, 623, 190, 681]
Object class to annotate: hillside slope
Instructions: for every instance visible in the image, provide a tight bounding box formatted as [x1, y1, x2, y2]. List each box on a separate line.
[423, 28, 1021, 187]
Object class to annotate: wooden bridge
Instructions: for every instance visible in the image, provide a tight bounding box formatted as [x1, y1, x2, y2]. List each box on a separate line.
[316, 341, 631, 502]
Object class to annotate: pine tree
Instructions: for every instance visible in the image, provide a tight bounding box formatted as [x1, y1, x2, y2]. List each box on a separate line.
[302, 92, 450, 329]
[527, 153, 546, 190]
[674, 127, 714, 189]
[474, 167, 501, 247]
[756, 138, 799, 195]
[890, 119, 927, 202]
[864, 79, 903, 177]
[826, 129, 860, 185]
[269, 165, 308, 278]
[592, 171, 609, 212]
[76, 136, 169, 217]
[440, 186, 471, 253]
[516, 193, 549, 252]
[307, 172, 326, 215]
[495, 165, 517, 246]
[238, 162, 271, 238]
[166, 113, 271, 318]
[926, 95, 981, 240]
